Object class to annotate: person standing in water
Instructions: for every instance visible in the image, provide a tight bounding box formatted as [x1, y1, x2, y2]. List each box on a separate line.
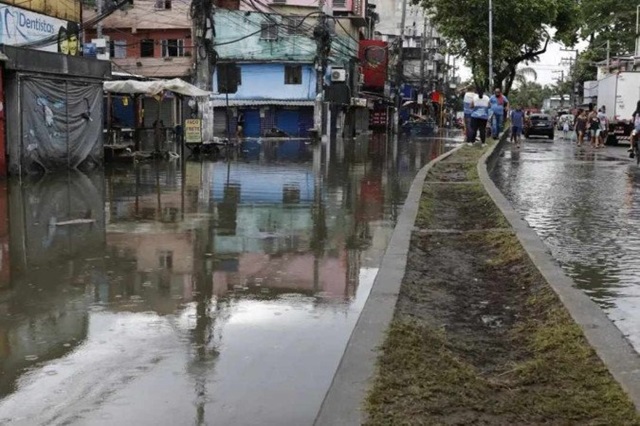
[510, 106, 525, 148]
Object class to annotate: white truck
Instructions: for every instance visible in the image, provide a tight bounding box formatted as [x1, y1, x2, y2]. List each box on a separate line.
[597, 72, 640, 145]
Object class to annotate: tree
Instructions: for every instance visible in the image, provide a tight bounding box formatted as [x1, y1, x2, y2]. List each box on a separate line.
[569, 2, 637, 90]
[513, 67, 538, 88]
[414, 0, 581, 95]
[508, 82, 554, 109]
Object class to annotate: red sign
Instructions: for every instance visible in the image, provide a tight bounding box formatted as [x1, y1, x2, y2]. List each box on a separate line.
[359, 40, 388, 90]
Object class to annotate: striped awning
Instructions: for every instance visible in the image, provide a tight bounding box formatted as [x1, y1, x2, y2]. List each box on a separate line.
[211, 99, 315, 107]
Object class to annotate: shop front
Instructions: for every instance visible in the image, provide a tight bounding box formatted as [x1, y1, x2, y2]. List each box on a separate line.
[3, 45, 111, 175]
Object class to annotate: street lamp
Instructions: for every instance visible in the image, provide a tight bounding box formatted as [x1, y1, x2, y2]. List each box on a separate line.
[633, 4, 640, 57]
[488, 0, 493, 89]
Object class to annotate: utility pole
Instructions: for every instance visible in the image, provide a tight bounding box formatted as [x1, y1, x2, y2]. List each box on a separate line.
[419, 15, 428, 114]
[394, 0, 408, 130]
[314, 0, 330, 137]
[552, 70, 565, 107]
[561, 48, 578, 107]
[97, 0, 103, 38]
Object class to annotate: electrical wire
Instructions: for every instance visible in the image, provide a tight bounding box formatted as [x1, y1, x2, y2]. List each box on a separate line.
[16, 0, 133, 49]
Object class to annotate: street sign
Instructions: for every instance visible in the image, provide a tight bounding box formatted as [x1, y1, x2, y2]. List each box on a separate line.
[185, 119, 202, 144]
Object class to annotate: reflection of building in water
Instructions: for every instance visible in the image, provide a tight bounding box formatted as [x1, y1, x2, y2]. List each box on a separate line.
[104, 162, 215, 313]
[0, 172, 104, 397]
[208, 162, 362, 299]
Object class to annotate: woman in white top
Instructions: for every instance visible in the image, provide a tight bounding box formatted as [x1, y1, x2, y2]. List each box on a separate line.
[470, 87, 491, 145]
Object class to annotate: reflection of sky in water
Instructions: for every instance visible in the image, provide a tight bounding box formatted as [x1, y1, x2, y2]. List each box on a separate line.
[492, 143, 640, 352]
[0, 136, 453, 425]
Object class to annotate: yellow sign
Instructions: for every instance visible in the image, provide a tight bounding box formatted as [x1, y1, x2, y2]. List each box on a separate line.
[4, 0, 81, 22]
[185, 119, 202, 144]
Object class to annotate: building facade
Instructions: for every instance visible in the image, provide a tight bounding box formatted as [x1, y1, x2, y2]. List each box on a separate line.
[82, 0, 194, 80]
[212, 0, 367, 138]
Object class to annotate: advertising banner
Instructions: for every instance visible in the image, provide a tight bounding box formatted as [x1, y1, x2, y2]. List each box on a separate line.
[0, 5, 79, 55]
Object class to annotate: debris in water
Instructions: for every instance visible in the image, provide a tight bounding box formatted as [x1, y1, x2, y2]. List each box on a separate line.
[55, 218, 96, 226]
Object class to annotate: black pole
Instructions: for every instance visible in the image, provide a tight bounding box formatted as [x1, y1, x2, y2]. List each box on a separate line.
[225, 92, 232, 143]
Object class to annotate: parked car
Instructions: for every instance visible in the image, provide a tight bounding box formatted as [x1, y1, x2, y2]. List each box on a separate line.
[525, 113, 554, 140]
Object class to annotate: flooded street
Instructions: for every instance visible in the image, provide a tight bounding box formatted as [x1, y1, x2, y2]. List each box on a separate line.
[492, 139, 640, 353]
[0, 135, 453, 425]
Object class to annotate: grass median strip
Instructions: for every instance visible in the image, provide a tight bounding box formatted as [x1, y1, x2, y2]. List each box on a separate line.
[365, 144, 640, 425]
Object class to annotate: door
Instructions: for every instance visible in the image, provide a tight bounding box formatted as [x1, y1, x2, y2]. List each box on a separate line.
[242, 109, 261, 138]
[276, 109, 300, 137]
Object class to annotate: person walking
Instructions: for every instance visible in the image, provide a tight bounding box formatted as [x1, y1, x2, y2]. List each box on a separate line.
[511, 106, 525, 148]
[597, 108, 608, 148]
[630, 101, 640, 158]
[588, 110, 600, 148]
[575, 109, 587, 147]
[470, 87, 491, 146]
[489, 87, 509, 139]
[462, 85, 475, 142]
[562, 119, 570, 140]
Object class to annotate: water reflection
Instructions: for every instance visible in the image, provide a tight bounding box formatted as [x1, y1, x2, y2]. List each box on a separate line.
[0, 135, 452, 425]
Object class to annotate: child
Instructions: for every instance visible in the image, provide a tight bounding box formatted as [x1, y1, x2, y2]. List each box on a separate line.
[563, 120, 570, 140]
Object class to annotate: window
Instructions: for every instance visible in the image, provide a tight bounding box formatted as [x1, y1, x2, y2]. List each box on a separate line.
[140, 39, 154, 57]
[155, 0, 171, 9]
[260, 22, 278, 40]
[285, 65, 302, 85]
[157, 250, 174, 269]
[161, 39, 185, 57]
[110, 40, 127, 59]
[285, 16, 304, 35]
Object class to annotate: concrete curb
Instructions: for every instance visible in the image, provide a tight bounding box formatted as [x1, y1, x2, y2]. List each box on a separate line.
[314, 143, 464, 426]
[478, 135, 640, 410]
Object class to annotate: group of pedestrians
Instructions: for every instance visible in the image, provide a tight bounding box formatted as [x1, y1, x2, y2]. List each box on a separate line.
[463, 85, 510, 145]
[574, 107, 607, 148]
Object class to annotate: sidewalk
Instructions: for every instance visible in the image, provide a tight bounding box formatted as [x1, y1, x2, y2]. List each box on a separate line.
[363, 142, 640, 424]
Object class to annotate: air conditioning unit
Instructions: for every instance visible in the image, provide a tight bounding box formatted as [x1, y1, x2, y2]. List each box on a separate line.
[331, 69, 347, 82]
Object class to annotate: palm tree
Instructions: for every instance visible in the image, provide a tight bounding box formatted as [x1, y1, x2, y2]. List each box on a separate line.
[514, 67, 538, 89]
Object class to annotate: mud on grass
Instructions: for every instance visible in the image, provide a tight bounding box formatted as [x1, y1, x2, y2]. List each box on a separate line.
[365, 145, 640, 425]
[366, 230, 640, 425]
[416, 183, 508, 230]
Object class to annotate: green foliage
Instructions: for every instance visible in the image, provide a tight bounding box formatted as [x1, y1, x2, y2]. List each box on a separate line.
[414, 0, 581, 94]
[569, 1, 637, 87]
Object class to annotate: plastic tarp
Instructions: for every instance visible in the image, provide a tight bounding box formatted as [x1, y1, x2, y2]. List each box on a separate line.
[16, 78, 103, 174]
[104, 78, 211, 97]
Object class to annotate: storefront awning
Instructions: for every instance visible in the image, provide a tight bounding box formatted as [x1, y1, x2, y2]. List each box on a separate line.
[104, 78, 211, 97]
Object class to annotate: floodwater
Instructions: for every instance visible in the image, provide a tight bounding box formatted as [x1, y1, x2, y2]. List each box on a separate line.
[492, 140, 640, 352]
[0, 135, 454, 425]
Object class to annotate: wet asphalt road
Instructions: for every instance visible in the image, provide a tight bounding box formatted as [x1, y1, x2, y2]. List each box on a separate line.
[0, 135, 455, 425]
[492, 134, 640, 353]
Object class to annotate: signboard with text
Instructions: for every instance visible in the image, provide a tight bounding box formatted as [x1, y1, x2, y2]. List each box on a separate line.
[185, 119, 203, 144]
[0, 5, 78, 55]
